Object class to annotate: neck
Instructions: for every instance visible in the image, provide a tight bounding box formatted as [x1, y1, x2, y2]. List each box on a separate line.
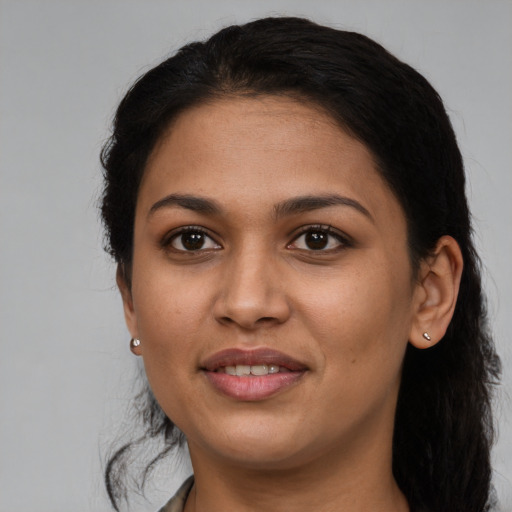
[185, 429, 409, 512]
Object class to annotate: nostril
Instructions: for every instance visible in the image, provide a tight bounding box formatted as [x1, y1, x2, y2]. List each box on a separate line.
[218, 315, 280, 329]
[257, 317, 277, 324]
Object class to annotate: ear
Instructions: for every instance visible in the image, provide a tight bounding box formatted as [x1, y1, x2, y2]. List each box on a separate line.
[409, 236, 463, 349]
[117, 264, 142, 355]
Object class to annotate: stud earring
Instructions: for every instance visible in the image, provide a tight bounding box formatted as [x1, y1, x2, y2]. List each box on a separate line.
[422, 332, 432, 341]
[130, 338, 141, 354]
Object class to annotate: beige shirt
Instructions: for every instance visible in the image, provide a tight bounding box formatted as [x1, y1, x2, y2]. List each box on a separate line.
[158, 476, 194, 512]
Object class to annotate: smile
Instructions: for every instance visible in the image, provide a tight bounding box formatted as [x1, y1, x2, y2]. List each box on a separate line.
[202, 348, 307, 400]
[216, 364, 289, 376]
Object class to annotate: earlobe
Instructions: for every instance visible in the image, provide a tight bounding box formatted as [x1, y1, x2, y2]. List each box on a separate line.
[116, 264, 140, 345]
[409, 236, 463, 349]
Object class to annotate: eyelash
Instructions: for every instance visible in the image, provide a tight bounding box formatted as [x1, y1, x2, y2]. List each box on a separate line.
[161, 224, 351, 254]
[161, 226, 221, 253]
[287, 224, 351, 252]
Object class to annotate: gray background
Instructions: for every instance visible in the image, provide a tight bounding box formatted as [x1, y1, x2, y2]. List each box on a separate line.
[1, 1, 511, 511]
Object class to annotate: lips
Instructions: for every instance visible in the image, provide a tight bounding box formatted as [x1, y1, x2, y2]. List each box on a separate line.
[201, 348, 308, 401]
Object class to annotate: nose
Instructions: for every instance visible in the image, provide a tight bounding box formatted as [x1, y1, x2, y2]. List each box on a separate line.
[213, 249, 291, 330]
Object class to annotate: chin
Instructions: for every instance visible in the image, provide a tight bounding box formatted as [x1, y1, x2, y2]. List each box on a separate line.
[187, 416, 323, 471]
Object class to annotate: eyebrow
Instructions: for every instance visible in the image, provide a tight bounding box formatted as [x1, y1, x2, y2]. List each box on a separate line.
[273, 194, 373, 222]
[148, 193, 372, 222]
[149, 194, 222, 217]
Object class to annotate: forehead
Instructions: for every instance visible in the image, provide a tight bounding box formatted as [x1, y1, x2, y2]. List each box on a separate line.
[148, 95, 366, 169]
[139, 95, 404, 228]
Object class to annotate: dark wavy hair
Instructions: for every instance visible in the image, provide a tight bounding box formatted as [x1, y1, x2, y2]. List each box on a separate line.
[100, 17, 500, 512]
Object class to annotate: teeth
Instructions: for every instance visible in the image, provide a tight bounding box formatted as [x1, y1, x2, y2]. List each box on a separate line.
[225, 366, 237, 375]
[250, 364, 268, 376]
[218, 364, 287, 376]
[235, 365, 251, 376]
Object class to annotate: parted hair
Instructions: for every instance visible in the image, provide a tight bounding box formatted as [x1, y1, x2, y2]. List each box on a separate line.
[100, 17, 500, 512]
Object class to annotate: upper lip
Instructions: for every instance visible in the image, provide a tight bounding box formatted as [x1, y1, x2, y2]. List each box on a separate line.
[201, 348, 308, 372]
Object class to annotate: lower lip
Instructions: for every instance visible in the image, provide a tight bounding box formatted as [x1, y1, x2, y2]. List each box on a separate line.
[204, 371, 305, 401]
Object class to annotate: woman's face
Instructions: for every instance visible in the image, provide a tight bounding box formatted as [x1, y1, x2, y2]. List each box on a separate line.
[123, 96, 421, 472]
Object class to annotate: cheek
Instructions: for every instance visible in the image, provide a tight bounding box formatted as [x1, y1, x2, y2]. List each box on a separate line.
[299, 260, 413, 369]
[131, 265, 210, 366]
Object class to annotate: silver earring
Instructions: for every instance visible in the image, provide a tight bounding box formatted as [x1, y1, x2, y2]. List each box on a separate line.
[130, 338, 141, 354]
[422, 332, 432, 341]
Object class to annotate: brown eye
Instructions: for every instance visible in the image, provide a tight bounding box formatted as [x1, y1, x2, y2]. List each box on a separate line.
[288, 226, 349, 252]
[169, 229, 221, 252]
[304, 231, 328, 250]
[180, 232, 206, 250]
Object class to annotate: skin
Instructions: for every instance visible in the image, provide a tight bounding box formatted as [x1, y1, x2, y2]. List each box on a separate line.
[119, 96, 463, 512]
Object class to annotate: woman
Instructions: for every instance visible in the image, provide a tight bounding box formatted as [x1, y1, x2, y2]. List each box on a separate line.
[100, 17, 500, 512]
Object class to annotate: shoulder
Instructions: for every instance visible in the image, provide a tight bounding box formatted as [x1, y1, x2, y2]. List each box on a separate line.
[157, 475, 194, 512]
